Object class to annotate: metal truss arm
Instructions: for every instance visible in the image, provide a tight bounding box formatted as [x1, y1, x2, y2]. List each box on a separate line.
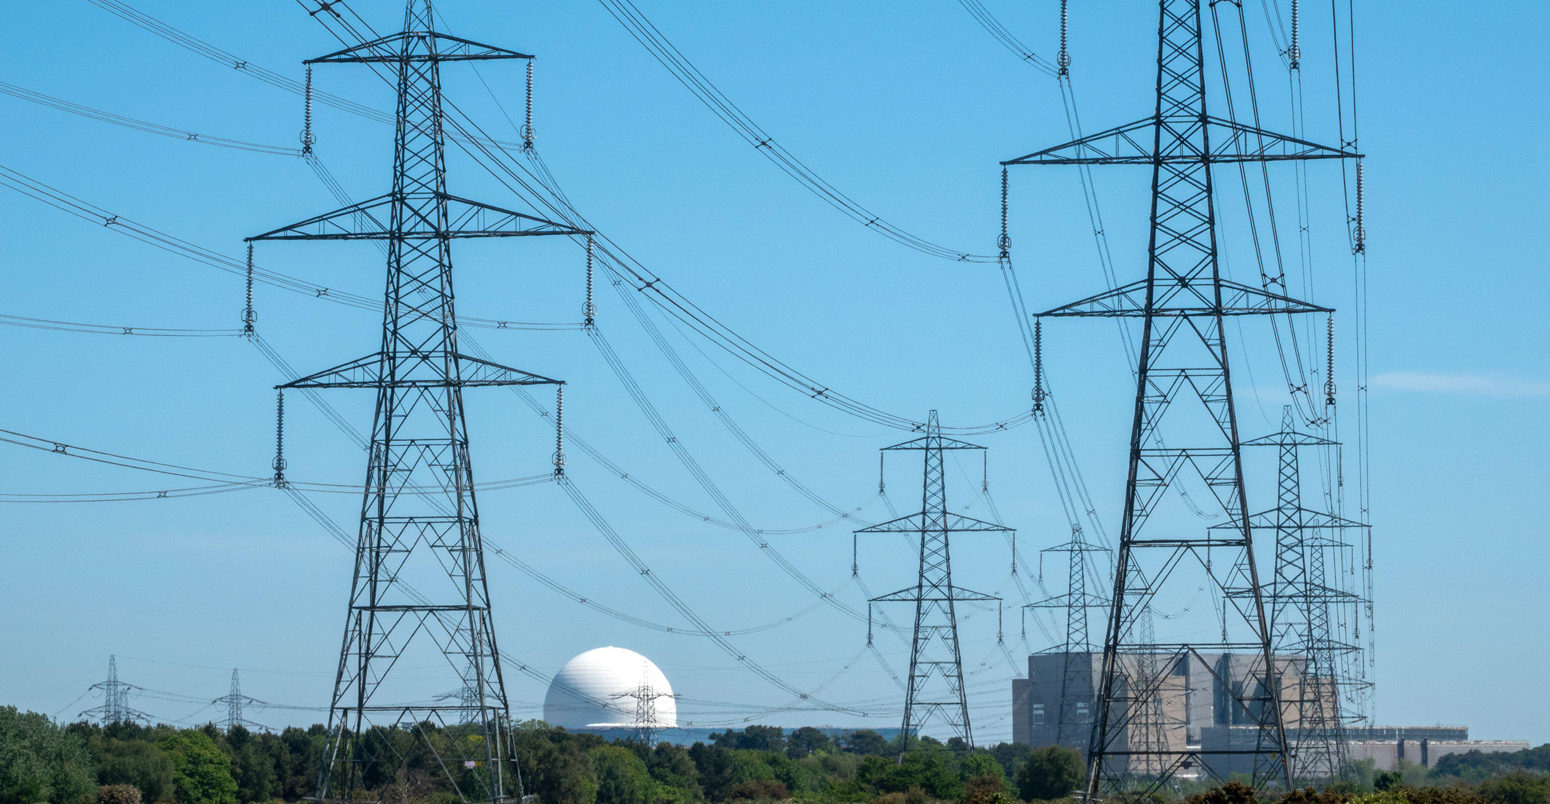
[277, 352, 561, 390]
[870, 585, 1001, 604]
[855, 511, 1013, 535]
[1036, 278, 1331, 318]
[308, 31, 534, 64]
[246, 193, 588, 241]
[1003, 115, 1360, 166]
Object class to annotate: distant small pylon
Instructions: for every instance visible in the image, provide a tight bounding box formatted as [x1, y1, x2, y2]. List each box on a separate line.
[212, 669, 266, 732]
[81, 656, 151, 726]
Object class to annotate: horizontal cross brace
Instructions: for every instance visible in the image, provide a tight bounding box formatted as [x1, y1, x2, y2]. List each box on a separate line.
[246, 192, 587, 241]
[309, 31, 533, 64]
[1038, 278, 1330, 318]
[1002, 115, 1359, 166]
[278, 351, 561, 389]
[856, 511, 1012, 535]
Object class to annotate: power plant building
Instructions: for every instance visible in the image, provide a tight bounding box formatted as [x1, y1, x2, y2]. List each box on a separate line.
[1012, 652, 1527, 776]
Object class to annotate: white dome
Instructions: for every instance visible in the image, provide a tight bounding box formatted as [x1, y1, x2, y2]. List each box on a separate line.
[543, 646, 678, 730]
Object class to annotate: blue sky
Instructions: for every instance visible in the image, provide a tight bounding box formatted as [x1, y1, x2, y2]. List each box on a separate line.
[1, 0, 1546, 745]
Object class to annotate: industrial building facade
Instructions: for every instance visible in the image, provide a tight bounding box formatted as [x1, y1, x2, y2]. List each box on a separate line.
[1012, 653, 1527, 777]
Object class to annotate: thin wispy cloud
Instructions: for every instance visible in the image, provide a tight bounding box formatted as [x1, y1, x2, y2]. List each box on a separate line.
[1370, 371, 1550, 398]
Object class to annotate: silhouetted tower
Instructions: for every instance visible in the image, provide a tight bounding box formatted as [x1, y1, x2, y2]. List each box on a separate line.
[1003, 0, 1358, 794]
[248, 2, 587, 801]
[1234, 407, 1367, 781]
[82, 656, 150, 725]
[856, 411, 1006, 750]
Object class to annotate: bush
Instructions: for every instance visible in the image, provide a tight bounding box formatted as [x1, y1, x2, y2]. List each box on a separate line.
[1016, 746, 1084, 802]
[97, 784, 142, 804]
[1480, 773, 1550, 804]
[726, 778, 788, 801]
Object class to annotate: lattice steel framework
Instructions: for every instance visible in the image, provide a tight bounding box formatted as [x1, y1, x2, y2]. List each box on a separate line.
[1003, 0, 1358, 795]
[82, 656, 151, 726]
[857, 411, 1005, 750]
[1231, 407, 1367, 782]
[213, 669, 265, 733]
[249, 3, 586, 801]
[1027, 531, 1107, 747]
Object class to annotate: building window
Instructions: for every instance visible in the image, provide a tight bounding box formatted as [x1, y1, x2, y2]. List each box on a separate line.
[1031, 703, 1046, 726]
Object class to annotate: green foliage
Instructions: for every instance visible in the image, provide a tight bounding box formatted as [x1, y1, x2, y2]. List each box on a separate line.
[1479, 773, 1550, 804]
[1187, 781, 1259, 804]
[96, 784, 142, 804]
[0, 706, 97, 804]
[1015, 745, 1084, 802]
[726, 778, 788, 801]
[159, 731, 237, 804]
[843, 732, 890, 757]
[94, 738, 175, 803]
[788, 728, 835, 760]
[591, 745, 654, 804]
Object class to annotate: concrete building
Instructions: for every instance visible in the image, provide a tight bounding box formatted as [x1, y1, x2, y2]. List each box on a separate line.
[1013, 653, 1527, 778]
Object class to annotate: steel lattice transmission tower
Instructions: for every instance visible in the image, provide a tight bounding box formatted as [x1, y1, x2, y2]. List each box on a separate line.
[856, 411, 1006, 750]
[1027, 530, 1107, 748]
[1230, 407, 1367, 782]
[213, 669, 265, 733]
[1003, 0, 1359, 794]
[249, 2, 587, 801]
[82, 656, 151, 726]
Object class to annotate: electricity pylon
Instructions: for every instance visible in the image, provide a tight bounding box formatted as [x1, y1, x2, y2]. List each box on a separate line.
[212, 669, 266, 733]
[612, 684, 673, 745]
[1003, 0, 1359, 794]
[1026, 530, 1107, 748]
[1232, 407, 1367, 782]
[81, 656, 151, 726]
[248, 3, 587, 801]
[856, 411, 1006, 751]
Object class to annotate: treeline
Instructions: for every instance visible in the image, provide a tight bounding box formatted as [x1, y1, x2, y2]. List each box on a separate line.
[3, 706, 1548, 804]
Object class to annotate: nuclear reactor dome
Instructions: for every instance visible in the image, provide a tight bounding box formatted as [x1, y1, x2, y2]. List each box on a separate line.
[542, 646, 678, 731]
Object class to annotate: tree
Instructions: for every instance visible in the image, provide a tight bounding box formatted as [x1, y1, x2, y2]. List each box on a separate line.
[1187, 782, 1259, 804]
[787, 727, 834, 759]
[0, 707, 97, 804]
[591, 745, 654, 804]
[843, 730, 890, 756]
[1480, 773, 1550, 804]
[96, 739, 176, 804]
[1015, 745, 1083, 802]
[159, 731, 238, 804]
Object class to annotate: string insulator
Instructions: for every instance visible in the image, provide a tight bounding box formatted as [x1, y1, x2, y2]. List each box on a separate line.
[553, 385, 566, 475]
[522, 59, 535, 149]
[997, 167, 1011, 256]
[851, 534, 858, 578]
[272, 390, 288, 488]
[981, 452, 988, 494]
[866, 604, 874, 646]
[1289, 0, 1302, 70]
[584, 235, 596, 326]
[242, 242, 256, 336]
[1354, 159, 1367, 254]
[877, 451, 885, 495]
[997, 602, 1004, 645]
[1325, 313, 1337, 407]
[301, 65, 316, 156]
[1032, 318, 1046, 415]
[1057, 0, 1071, 75]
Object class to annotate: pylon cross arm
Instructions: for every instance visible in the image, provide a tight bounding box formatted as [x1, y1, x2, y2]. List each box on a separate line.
[246, 192, 587, 242]
[1035, 278, 1330, 318]
[1001, 114, 1358, 166]
[278, 351, 561, 390]
[308, 31, 533, 64]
